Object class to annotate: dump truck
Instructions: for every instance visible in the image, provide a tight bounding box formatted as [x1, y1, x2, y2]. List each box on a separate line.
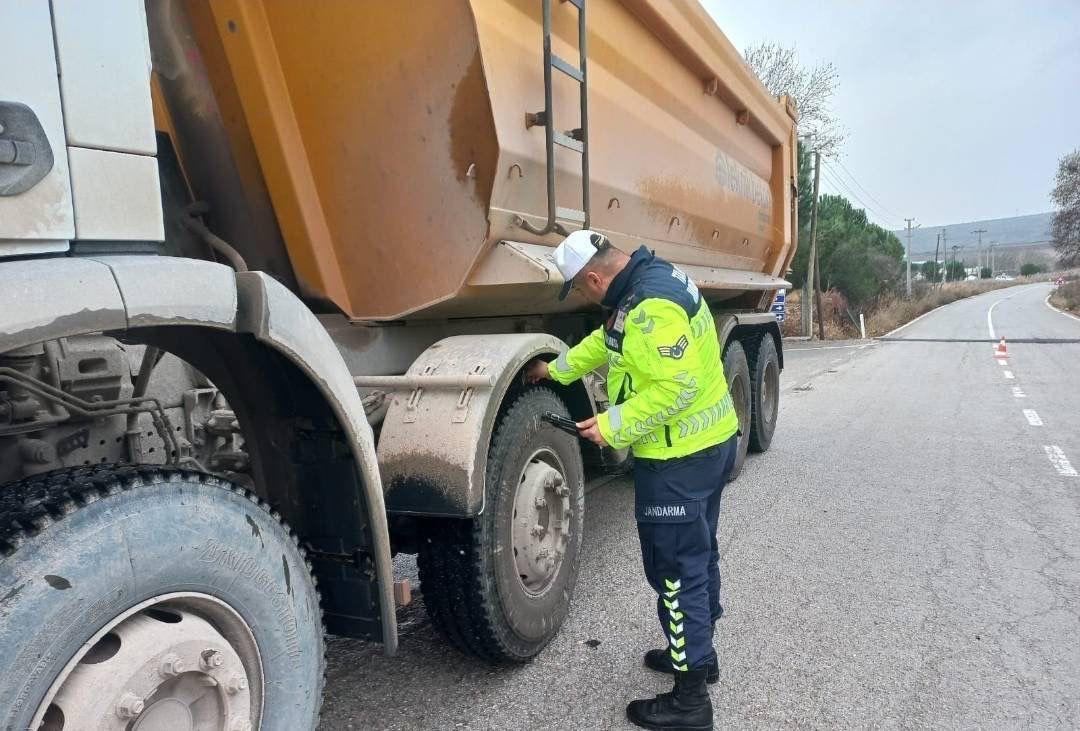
[0, 1, 797, 727]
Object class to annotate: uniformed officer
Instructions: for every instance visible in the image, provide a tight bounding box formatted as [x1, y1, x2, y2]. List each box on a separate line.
[527, 230, 739, 731]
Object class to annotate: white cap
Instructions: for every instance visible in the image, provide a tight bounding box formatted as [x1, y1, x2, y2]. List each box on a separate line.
[554, 229, 607, 300]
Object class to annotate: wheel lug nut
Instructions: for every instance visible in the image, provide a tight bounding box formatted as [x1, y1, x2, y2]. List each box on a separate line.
[201, 648, 224, 670]
[226, 674, 249, 695]
[160, 653, 186, 678]
[534, 496, 547, 508]
[116, 693, 145, 719]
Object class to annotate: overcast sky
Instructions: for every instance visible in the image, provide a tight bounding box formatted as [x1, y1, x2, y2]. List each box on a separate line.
[702, 0, 1080, 230]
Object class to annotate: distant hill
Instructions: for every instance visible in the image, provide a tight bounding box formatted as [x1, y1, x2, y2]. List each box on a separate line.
[893, 212, 1052, 257]
[893, 212, 1060, 273]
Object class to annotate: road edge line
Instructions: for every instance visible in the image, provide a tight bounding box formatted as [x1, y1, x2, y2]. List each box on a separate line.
[1044, 292, 1080, 324]
[879, 282, 1039, 340]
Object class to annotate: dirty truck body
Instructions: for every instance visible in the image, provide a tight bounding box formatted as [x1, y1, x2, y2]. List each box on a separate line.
[0, 1, 797, 726]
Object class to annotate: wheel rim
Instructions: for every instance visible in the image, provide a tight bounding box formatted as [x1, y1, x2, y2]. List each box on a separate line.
[32, 593, 262, 731]
[762, 359, 779, 425]
[511, 448, 572, 596]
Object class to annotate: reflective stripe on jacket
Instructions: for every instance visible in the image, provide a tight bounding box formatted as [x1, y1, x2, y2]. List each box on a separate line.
[549, 246, 738, 459]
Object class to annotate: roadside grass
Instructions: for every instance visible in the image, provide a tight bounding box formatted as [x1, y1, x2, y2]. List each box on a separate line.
[1050, 279, 1080, 317]
[866, 280, 1016, 336]
[781, 269, 1080, 339]
[867, 269, 1080, 336]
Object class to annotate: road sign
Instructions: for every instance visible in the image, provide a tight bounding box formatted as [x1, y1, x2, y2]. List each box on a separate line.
[770, 289, 786, 322]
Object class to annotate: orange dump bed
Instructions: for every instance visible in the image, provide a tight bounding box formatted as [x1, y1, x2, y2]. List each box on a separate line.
[168, 0, 797, 320]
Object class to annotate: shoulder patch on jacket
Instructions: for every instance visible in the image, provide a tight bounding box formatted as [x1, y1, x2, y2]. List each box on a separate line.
[657, 335, 690, 359]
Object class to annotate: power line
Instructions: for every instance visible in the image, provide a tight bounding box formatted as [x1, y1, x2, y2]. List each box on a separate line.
[828, 159, 904, 221]
[818, 166, 898, 224]
[820, 161, 904, 226]
[818, 166, 904, 229]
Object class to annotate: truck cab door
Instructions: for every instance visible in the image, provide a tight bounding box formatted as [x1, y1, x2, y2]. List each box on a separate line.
[0, 3, 75, 253]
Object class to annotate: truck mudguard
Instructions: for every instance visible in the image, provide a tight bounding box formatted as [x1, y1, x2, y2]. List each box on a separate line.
[0, 256, 397, 653]
[377, 333, 594, 517]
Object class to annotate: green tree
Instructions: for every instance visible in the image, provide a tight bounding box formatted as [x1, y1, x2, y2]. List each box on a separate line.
[980, 267, 992, 279]
[786, 144, 816, 289]
[945, 260, 966, 281]
[921, 260, 942, 282]
[814, 195, 904, 305]
[785, 168, 905, 305]
[1020, 263, 1043, 276]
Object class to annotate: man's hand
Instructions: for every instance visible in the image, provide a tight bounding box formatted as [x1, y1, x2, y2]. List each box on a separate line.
[525, 359, 550, 384]
[576, 416, 609, 447]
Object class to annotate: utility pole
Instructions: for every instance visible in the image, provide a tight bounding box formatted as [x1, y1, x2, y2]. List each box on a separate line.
[803, 150, 822, 338]
[941, 229, 948, 282]
[815, 226, 825, 341]
[972, 228, 987, 276]
[989, 242, 997, 276]
[904, 218, 918, 297]
[934, 232, 941, 284]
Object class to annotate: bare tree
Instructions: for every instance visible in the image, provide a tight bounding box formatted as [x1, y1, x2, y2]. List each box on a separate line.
[743, 43, 844, 156]
[1051, 149, 1080, 266]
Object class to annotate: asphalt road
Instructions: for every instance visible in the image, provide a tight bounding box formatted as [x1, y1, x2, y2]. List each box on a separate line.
[322, 282, 1080, 729]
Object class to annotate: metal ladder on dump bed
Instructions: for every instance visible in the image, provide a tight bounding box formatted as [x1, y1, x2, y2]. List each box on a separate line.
[520, 0, 590, 236]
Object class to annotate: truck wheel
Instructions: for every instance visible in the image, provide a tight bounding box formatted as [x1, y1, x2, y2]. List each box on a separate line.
[417, 387, 585, 663]
[0, 465, 324, 731]
[746, 333, 779, 453]
[722, 341, 751, 480]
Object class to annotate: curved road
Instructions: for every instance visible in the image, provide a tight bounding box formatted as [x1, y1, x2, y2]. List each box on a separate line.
[322, 282, 1080, 729]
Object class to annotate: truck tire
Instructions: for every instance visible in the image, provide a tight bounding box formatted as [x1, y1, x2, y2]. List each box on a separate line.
[0, 465, 324, 731]
[746, 333, 780, 453]
[722, 341, 751, 481]
[417, 387, 585, 663]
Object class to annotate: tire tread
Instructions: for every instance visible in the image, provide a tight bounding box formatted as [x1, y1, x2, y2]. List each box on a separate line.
[0, 464, 327, 727]
[417, 387, 579, 663]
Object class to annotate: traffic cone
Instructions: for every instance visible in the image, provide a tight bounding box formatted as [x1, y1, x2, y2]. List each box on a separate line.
[994, 337, 1007, 358]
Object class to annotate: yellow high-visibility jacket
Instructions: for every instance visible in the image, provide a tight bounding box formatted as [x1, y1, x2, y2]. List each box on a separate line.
[549, 247, 738, 459]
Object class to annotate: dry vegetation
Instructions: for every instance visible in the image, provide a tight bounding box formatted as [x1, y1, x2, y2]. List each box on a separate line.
[781, 269, 1080, 339]
[1050, 279, 1080, 317]
[864, 280, 1015, 336]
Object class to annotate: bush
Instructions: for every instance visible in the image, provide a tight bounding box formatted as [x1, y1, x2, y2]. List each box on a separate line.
[1020, 263, 1043, 276]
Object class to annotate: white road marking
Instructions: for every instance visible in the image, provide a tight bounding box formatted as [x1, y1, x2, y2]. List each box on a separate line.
[1044, 445, 1078, 476]
[1023, 409, 1043, 426]
[1003, 370, 1014, 379]
[986, 288, 1025, 340]
[785, 343, 872, 352]
[997, 358, 1007, 366]
[1012, 386, 1026, 398]
[1044, 291, 1080, 324]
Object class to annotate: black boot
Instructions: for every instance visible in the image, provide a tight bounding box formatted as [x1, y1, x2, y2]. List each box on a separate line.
[627, 668, 713, 731]
[643, 649, 719, 684]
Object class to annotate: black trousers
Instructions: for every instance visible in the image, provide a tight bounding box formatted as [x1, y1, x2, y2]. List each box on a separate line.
[634, 436, 737, 670]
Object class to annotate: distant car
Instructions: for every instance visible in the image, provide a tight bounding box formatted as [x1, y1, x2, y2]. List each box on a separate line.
[995, 274, 1015, 281]
[965, 274, 977, 281]
[1054, 276, 1065, 287]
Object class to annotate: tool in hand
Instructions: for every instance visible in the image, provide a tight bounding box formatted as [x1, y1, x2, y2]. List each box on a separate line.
[542, 411, 584, 438]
